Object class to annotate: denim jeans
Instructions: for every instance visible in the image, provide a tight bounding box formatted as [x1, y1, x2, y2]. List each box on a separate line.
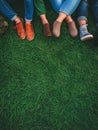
[50, 0, 81, 15]
[0, 0, 34, 21]
[77, 0, 98, 27]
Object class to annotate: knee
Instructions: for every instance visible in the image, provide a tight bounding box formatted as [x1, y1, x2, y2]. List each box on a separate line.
[50, 0, 63, 12]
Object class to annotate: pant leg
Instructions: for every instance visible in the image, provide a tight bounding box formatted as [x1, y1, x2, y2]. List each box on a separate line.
[60, 0, 81, 15]
[50, 0, 63, 13]
[34, 0, 46, 15]
[92, 0, 98, 27]
[50, 0, 81, 15]
[77, 0, 89, 22]
[24, 0, 34, 21]
[0, 0, 17, 20]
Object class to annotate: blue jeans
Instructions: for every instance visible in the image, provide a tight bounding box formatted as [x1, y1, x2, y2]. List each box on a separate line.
[50, 0, 81, 15]
[0, 0, 34, 21]
[77, 0, 98, 27]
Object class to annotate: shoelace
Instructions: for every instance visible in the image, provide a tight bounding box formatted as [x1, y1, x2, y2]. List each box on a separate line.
[80, 25, 88, 35]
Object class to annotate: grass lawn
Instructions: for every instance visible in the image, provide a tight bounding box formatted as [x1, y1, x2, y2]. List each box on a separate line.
[0, 1, 98, 130]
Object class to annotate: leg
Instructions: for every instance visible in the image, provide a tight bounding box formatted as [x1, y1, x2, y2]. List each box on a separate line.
[34, 0, 52, 36]
[77, 0, 89, 25]
[24, 0, 35, 41]
[50, 0, 63, 13]
[50, 0, 80, 37]
[50, 0, 80, 22]
[50, 0, 67, 23]
[92, 0, 98, 27]
[0, 0, 17, 21]
[0, 0, 25, 39]
[65, 16, 78, 37]
[50, 0, 68, 37]
[34, 0, 47, 24]
[77, 0, 93, 41]
[24, 0, 34, 22]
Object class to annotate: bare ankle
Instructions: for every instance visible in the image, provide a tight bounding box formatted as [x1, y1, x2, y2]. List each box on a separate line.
[25, 21, 32, 24]
[14, 16, 21, 24]
[40, 14, 49, 25]
[79, 20, 87, 26]
[65, 16, 73, 23]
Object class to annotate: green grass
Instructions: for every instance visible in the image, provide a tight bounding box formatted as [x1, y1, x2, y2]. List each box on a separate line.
[0, 2, 98, 130]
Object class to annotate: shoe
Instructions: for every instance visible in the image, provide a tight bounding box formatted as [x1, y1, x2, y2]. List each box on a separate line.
[67, 21, 78, 37]
[25, 22, 35, 41]
[80, 24, 93, 41]
[52, 20, 62, 37]
[43, 23, 52, 37]
[14, 21, 25, 39]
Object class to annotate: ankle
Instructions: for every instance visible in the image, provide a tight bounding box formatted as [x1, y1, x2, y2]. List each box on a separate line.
[14, 17, 21, 24]
[66, 18, 73, 23]
[40, 15, 49, 25]
[25, 21, 32, 24]
[56, 18, 63, 23]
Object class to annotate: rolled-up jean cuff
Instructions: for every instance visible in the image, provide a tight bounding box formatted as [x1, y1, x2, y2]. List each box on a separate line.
[77, 16, 87, 22]
[59, 10, 70, 16]
[25, 18, 32, 22]
[11, 15, 17, 21]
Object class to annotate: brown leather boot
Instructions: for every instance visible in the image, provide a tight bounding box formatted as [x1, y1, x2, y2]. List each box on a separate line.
[43, 23, 52, 37]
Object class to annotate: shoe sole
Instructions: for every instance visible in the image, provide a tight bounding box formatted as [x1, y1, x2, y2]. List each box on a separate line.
[27, 35, 35, 41]
[20, 36, 25, 40]
[81, 35, 94, 41]
[44, 33, 52, 37]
